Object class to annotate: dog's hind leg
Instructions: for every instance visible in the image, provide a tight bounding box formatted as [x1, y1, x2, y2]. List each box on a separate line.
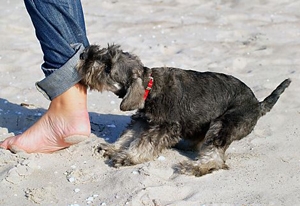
[110, 122, 182, 167]
[176, 121, 228, 176]
[177, 104, 261, 176]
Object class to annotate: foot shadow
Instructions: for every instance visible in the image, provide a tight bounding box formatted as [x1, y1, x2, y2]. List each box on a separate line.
[0, 98, 130, 142]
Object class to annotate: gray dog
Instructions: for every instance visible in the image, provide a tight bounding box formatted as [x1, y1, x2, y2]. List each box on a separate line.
[77, 44, 291, 176]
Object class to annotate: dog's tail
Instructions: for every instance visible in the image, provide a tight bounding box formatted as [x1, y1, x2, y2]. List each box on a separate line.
[259, 78, 291, 116]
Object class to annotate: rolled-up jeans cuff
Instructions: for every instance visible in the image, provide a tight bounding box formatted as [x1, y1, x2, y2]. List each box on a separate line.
[35, 43, 84, 100]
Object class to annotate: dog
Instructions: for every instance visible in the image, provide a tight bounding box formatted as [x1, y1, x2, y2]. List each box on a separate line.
[77, 44, 291, 176]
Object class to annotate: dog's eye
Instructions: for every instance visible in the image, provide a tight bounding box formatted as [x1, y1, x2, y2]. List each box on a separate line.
[104, 59, 112, 73]
[105, 64, 111, 73]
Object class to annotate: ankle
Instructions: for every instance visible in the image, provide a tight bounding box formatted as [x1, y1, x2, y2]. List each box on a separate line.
[48, 83, 91, 135]
[50, 83, 88, 111]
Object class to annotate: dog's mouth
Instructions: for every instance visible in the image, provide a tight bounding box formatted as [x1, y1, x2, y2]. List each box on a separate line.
[108, 82, 126, 98]
[114, 87, 127, 98]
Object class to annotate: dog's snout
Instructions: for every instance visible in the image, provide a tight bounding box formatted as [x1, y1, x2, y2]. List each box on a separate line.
[80, 51, 87, 60]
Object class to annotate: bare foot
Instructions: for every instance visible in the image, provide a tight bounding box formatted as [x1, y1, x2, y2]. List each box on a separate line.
[0, 83, 91, 153]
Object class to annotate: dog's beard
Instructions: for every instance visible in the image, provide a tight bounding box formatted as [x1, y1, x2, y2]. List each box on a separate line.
[101, 80, 128, 98]
[114, 86, 127, 98]
[89, 78, 127, 99]
[79, 65, 128, 99]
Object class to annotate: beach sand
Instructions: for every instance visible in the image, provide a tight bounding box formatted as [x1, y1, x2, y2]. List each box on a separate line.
[1, 0, 300, 205]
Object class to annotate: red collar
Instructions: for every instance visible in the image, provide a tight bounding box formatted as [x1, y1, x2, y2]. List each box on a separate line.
[143, 76, 154, 100]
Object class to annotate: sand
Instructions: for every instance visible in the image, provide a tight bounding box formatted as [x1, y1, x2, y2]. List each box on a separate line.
[1, 0, 300, 205]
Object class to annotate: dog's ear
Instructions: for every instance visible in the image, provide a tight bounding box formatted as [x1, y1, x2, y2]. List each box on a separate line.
[120, 77, 145, 111]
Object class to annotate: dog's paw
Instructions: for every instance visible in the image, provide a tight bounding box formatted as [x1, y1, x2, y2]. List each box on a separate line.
[174, 161, 228, 177]
[110, 152, 135, 168]
[174, 161, 213, 177]
[95, 143, 117, 158]
[174, 161, 202, 176]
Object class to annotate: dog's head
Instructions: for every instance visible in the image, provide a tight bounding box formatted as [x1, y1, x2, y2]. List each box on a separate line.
[77, 44, 146, 111]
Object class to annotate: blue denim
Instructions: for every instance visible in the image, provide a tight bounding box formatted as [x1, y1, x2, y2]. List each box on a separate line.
[24, 0, 89, 100]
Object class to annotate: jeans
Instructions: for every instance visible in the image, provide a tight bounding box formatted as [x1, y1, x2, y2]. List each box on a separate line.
[24, 0, 89, 100]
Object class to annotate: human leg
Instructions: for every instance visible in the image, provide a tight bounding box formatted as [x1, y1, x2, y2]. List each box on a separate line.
[0, 0, 91, 153]
[0, 83, 90, 153]
[25, 0, 89, 100]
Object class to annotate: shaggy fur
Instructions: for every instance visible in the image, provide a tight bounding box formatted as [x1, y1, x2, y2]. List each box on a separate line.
[77, 44, 291, 176]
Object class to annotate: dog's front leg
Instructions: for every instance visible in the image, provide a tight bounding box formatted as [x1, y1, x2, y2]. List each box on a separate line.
[111, 122, 182, 167]
[96, 116, 148, 159]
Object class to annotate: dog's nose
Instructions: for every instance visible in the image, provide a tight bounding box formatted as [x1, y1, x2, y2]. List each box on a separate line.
[80, 52, 86, 60]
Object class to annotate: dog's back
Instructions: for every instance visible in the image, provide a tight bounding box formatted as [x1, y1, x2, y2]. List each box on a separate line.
[147, 67, 290, 141]
[148, 67, 257, 122]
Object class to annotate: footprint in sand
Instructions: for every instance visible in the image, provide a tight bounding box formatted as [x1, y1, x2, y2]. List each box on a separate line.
[0, 150, 38, 184]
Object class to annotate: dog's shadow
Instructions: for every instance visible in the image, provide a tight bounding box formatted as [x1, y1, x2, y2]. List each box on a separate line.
[0, 98, 130, 143]
[0, 98, 198, 165]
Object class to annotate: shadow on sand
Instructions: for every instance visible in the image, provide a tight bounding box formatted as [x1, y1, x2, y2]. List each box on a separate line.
[0, 98, 131, 143]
